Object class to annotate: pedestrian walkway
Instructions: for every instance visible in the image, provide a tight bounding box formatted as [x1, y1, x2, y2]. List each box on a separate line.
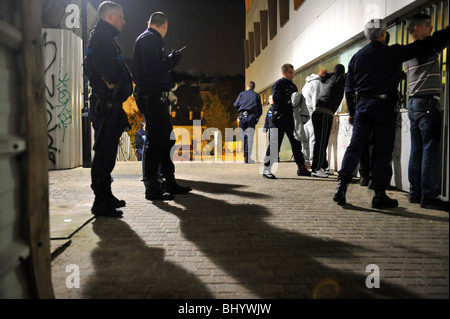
[50, 162, 449, 299]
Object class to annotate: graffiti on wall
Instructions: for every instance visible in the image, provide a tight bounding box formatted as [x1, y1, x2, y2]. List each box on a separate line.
[43, 31, 73, 165]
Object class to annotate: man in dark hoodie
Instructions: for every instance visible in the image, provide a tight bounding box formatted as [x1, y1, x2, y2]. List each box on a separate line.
[310, 64, 346, 178]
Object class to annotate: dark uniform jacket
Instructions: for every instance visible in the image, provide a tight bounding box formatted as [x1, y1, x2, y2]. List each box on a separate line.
[233, 89, 262, 118]
[134, 129, 146, 149]
[263, 106, 276, 133]
[84, 19, 133, 102]
[272, 77, 298, 116]
[132, 28, 176, 91]
[345, 27, 450, 117]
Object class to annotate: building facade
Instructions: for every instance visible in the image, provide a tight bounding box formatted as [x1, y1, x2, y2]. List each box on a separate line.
[245, 0, 449, 199]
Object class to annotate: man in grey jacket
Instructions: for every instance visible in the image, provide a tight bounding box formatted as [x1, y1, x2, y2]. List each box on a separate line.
[300, 70, 326, 167]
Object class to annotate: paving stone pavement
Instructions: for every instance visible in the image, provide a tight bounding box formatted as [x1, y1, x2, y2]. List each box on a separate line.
[50, 161, 449, 299]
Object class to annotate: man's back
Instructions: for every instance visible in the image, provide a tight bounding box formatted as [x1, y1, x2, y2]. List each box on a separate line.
[302, 74, 322, 116]
[405, 49, 442, 97]
[347, 27, 449, 97]
[132, 28, 174, 90]
[234, 89, 262, 116]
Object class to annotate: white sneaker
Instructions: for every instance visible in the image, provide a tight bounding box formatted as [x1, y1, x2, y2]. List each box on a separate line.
[311, 169, 329, 178]
[324, 167, 334, 175]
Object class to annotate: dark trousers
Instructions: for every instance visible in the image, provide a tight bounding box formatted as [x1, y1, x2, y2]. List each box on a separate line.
[264, 117, 305, 169]
[359, 132, 375, 179]
[90, 98, 126, 199]
[136, 148, 143, 161]
[239, 114, 257, 161]
[311, 111, 333, 172]
[339, 98, 397, 190]
[137, 92, 175, 182]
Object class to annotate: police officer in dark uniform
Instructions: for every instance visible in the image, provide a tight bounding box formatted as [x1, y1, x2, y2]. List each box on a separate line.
[233, 81, 262, 163]
[263, 64, 311, 179]
[84, 1, 133, 218]
[334, 19, 449, 208]
[132, 12, 191, 201]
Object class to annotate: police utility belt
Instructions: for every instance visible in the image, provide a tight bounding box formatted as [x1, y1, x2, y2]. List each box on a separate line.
[93, 86, 120, 117]
[354, 92, 397, 104]
[238, 110, 256, 119]
[135, 86, 170, 99]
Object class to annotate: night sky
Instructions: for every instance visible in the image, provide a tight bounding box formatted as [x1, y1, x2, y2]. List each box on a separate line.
[89, 0, 246, 76]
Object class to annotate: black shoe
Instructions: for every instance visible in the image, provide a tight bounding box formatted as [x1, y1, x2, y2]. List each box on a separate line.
[360, 177, 370, 187]
[420, 197, 449, 211]
[408, 195, 421, 204]
[372, 191, 398, 209]
[145, 179, 175, 201]
[263, 173, 277, 179]
[367, 180, 374, 190]
[91, 200, 123, 218]
[297, 167, 311, 177]
[146, 189, 175, 201]
[333, 178, 349, 206]
[164, 177, 192, 195]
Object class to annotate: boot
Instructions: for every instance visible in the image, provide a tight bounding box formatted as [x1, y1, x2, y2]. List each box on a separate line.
[333, 175, 350, 206]
[372, 190, 398, 209]
[145, 179, 174, 201]
[91, 196, 123, 218]
[106, 189, 126, 208]
[164, 176, 192, 195]
[360, 176, 370, 187]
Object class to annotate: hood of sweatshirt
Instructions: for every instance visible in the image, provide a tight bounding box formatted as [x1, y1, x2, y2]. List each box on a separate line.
[305, 74, 321, 83]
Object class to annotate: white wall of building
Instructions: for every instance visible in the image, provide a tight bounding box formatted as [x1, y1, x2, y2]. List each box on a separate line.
[246, 0, 421, 91]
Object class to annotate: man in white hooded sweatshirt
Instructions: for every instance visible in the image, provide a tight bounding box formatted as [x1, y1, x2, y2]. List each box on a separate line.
[300, 70, 327, 167]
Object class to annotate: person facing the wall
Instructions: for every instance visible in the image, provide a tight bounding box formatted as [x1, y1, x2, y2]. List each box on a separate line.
[405, 13, 449, 211]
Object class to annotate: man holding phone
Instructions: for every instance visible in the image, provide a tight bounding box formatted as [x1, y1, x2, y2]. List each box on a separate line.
[132, 11, 191, 200]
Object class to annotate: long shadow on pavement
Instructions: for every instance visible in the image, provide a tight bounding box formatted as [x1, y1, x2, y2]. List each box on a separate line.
[153, 180, 420, 299]
[81, 218, 214, 299]
[343, 203, 449, 223]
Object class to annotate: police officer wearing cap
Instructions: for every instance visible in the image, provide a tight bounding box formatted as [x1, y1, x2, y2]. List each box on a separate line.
[132, 12, 191, 201]
[334, 19, 449, 208]
[84, 1, 133, 218]
[263, 64, 311, 179]
[233, 81, 262, 163]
